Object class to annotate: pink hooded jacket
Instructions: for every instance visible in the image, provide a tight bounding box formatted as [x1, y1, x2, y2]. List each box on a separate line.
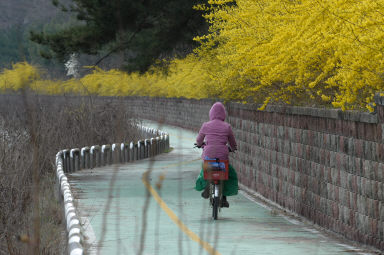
[196, 102, 237, 160]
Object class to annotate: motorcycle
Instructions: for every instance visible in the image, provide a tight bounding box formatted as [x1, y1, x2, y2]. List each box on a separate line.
[195, 143, 234, 220]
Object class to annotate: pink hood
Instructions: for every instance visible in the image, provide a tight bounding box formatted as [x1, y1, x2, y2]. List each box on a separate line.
[196, 102, 237, 160]
[209, 102, 226, 121]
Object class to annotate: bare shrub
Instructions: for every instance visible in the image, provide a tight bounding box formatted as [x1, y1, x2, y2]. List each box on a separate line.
[0, 93, 140, 254]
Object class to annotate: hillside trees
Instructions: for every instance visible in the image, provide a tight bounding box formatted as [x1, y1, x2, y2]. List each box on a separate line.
[3, 0, 384, 111]
[30, 0, 208, 72]
[0, 0, 75, 71]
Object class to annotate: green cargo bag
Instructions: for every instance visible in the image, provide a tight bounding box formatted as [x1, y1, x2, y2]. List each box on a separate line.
[195, 164, 238, 196]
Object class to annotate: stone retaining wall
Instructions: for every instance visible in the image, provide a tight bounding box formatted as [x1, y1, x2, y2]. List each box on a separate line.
[126, 96, 384, 251]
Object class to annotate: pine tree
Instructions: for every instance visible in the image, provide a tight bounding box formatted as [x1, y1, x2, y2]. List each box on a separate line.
[30, 0, 207, 72]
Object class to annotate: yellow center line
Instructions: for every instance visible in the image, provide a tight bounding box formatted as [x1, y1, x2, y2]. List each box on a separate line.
[142, 171, 221, 255]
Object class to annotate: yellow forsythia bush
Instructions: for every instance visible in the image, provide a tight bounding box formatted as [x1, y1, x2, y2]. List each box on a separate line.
[193, 0, 384, 111]
[1, 0, 384, 112]
[0, 62, 40, 91]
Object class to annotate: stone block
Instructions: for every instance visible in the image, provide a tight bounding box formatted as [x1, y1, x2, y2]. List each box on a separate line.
[282, 153, 289, 167]
[356, 176, 363, 196]
[371, 161, 379, 181]
[330, 134, 338, 151]
[354, 139, 364, 158]
[351, 192, 358, 211]
[320, 197, 327, 214]
[326, 183, 333, 201]
[283, 140, 291, 155]
[364, 141, 373, 161]
[346, 155, 355, 175]
[318, 181, 326, 198]
[301, 129, 309, 145]
[330, 151, 336, 168]
[323, 133, 330, 150]
[347, 173, 353, 192]
[339, 136, 346, 154]
[373, 199, 380, 220]
[367, 178, 374, 199]
[379, 221, 384, 241]
[276, 126, 284, 140]
[378, 182, 384, 201]
[366, 198, 374, 218]
[325, 167, 332, 184]
[378, 163, 384, 183]
[358, 195, 368, 216]
[318, 148, 325, 165]
[339, 170, 347, 189]
[343, 206, 350, 225]
[332, 167, 340, 186]
[357, 122, 367, 140]
[339, 187, 347, 206]
[380, 201, 384, 222]
[341, 154, 348, 172]
[297, 158, 304, 173]
[356, 212, 365, 232]
[345, 137, 354, 156]
[372, 181, 379, 201]
[377, 143, 384, 163]
[326, 199, 333, 217]
[311, 146, 320, 163]
[355, 157, 363, 177]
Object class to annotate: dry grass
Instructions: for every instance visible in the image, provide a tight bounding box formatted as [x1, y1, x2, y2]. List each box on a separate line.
[0, 93, 139, 254]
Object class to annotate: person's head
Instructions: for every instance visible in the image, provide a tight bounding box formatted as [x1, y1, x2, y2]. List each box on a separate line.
[209, 102, 226, 121]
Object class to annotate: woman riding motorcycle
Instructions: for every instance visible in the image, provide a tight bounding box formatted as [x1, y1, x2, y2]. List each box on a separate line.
[195, 102, 238, 207]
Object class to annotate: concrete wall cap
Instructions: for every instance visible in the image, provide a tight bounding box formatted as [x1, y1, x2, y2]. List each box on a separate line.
[61, 187, 70, 195]
[65, 207, 75, 215]
[64, 195, 73, 203]
[66, 211, 76, 221]
[80, 147, 90, 156]
[68, 235, 81, 244]
[61, 181, 69, 188]
[69, 227, 81, 237]
[67, 218, 80, 231]
[57, 172, 64, 180]
[63, 189, 72, 197]
[228, 101, 378, 123]
[101, 144, 110, 152]
[70, 148, 80, 158]
[62, 149, 70, 155]
[69, 246, 83, 255]
[65, 206, 75, 216]
[61, 180, 69, 187]
[90, 145, 100, 153]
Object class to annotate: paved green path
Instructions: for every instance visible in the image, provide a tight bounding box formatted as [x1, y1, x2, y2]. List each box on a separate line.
[69, 121, 374, 255]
